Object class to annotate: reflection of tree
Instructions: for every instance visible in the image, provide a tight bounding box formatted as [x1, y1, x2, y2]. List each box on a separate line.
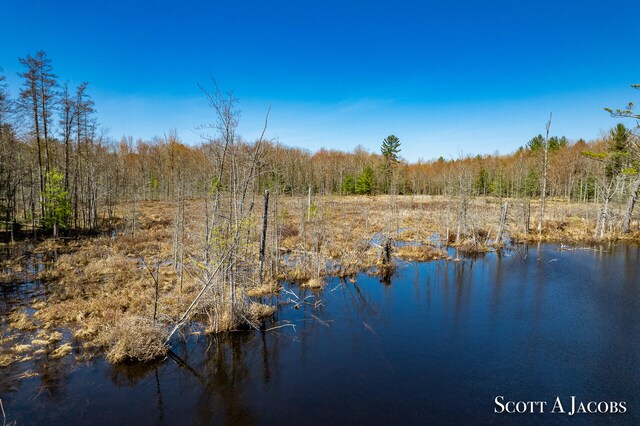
[489, 249, 507, 325]
[108, 360, 169, 425]
[196, 334, 258, 425]
[107, 358, 163, 387]
[108, 332, 268, 424]
[451, 260, 472, 326]
[154, 329, 282, 424]
[3, 336, 80, 403]
[423, 259, 475, 329]
[163, 334, 262, 424]
[261, 331, 270, 384]
[0, 358, 24, 395]
[155, 368, 165, 426]
[339, 279, 377, 318]
[36, 366, 66, 399]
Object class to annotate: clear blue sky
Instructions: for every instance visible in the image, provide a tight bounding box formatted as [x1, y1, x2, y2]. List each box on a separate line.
[1, 0, 639, 161]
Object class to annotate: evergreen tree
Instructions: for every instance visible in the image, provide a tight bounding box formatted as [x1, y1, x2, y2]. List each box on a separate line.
[527, 134, 545, 151]
[341, 175, 355, 195]
[381, 135, 401, 161]
[474, 168, 489, 195]
[605, 85, 640, 233]
[489, 174, 507, 197]
[605, 84, 640, 123]
[355, 167, 375, 195]
[380, 134, 401, 193]
[528, 134, 568, 152]
[606, 123, 633, 178]
[521, 168, 539, 197]
[42, 169, 70, 237]
[582, 123, 632, 178]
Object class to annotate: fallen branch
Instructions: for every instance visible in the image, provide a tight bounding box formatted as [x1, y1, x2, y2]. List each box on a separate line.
[264, 322, 296, 332]
[165, 247, 233, 344]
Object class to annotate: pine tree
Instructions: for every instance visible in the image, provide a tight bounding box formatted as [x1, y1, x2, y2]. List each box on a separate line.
[605, 84, 640, 233]
[380, 135, 401, 193]
[341, 175, 355, 195]
[355, 167, 375, 195]
[606, 123, 633, 178]
[42, 169, 70, 237]
[381, 135, 401, 162]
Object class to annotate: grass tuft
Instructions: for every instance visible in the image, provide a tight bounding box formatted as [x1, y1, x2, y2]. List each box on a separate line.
[51, 343, 73, 359]
[106, 316, 168, 364]
[301, 278, 324, 290]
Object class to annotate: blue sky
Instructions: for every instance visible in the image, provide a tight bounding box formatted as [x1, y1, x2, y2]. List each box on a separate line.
[1, 0, 639, 161]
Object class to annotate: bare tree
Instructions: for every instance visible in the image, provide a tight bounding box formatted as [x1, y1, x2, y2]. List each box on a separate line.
[59, 82, 75, 192]
[168, 82, 271, 339]
[18, 53, 45, 216]
[606, 85, 640, 233]
[537, 113, 552, 234]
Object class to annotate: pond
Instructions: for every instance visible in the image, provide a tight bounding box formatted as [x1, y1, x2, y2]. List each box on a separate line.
[1, 243, 639, 425]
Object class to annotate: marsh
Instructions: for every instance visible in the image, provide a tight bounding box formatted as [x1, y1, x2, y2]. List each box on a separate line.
[1, 243, 639, 425]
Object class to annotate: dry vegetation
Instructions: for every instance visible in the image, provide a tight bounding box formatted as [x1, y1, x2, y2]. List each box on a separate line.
[106, 317, 168, 363]
[1, 193, 638, 371]
[2, 50, 639, 384]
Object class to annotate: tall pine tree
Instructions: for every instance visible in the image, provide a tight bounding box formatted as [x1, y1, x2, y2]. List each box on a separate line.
[380, 135, 400, 193]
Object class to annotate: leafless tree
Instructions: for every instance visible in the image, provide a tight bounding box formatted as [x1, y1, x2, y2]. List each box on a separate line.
[537, 113, 552, 234]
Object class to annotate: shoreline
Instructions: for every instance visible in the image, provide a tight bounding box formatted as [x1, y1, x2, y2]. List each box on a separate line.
[1, 195, 639, 371]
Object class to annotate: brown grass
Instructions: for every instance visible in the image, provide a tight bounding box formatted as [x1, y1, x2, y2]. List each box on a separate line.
[13, 344, 31, 354]
[301, 278, 324, 290]
[2, 194, 637, 371]
[453, 239, 491, 255]
[0, 354, 17, 367]
[245, 279, 281, 297]
[396, 245, 446, 261]
[248, 302, 277, 321]
[8, 310, 37, 331]
[106, 316, 168, 364]
[51, 343, 73, 359]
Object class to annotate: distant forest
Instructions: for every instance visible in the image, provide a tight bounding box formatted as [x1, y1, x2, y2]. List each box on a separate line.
[1, 51, 639, 238]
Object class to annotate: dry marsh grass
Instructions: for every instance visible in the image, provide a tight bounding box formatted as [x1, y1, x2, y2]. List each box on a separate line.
[301, 278, 324, 290]
[248, 303, 277, 321]
[106, 316, 167, 364]
[1, 194, 636, 370]
[51, 343, 73, 359]
[395, 245, 447, 261]
[13, 344, 31, 354]
[245, 280, 281, 297]
[8, 310, 37, 331]
[0, 354, 17, 367]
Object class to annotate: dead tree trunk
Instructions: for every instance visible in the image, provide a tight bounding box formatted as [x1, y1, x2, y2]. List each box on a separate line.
[622, 176, 640, 233]
[382, 237, 392, 266]
[600, 196, 610, 239]
[521, 199, 531, 235]
[141, 257, 161, 325]
[307, 186, 312, 221]
[379, 236, 394, 284]
[538, 113, 552, 235]
[259, 190, 269, 284]
[131, 194, 137, 237]
[496, 201, 509, 245]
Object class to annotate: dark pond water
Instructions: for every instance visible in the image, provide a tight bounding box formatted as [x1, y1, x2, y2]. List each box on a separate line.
[1, 243, 640, 425]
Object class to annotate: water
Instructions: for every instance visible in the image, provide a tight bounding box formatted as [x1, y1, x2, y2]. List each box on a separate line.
[1, 243, 639, 425]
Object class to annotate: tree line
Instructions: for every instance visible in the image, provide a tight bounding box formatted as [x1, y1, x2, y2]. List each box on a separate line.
[1, 51, 639, 240]
[1, 51, 103, 239]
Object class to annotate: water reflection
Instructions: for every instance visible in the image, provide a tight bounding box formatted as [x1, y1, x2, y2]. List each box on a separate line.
[108, 358, 164, 387]
[0, 243, 639, 425]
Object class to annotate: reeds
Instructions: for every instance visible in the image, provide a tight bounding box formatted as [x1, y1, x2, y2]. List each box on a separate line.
[106, 316, 167, 363]
[2, 194, 636, 370]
